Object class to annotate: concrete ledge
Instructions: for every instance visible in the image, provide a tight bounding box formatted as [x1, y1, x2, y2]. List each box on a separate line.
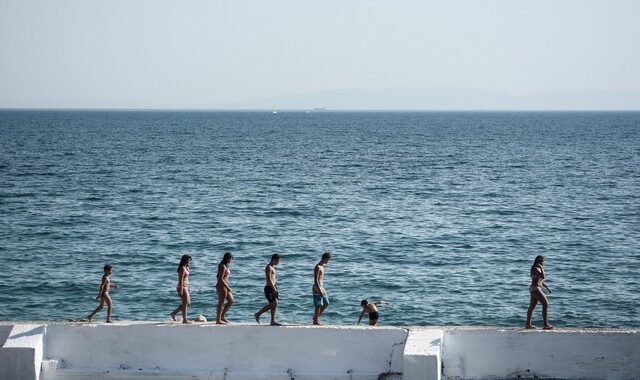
[42, 323, 407, 380]
[0, 324, 46, 380]
[442, 328, 640, 379]
[2, 323, 639, 380]
[40, 368, 402, 380]
[403, 328, 443, 380]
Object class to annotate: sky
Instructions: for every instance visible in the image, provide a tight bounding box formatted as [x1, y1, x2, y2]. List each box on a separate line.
[1, 0, 639, 109]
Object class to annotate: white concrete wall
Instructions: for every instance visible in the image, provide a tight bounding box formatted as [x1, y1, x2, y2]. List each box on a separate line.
[442, 329, 640, 380]
[2, 323, 639, 380]
[403, 328, 442, 380]
[42, 323, 407, 380]
[0, 324, 46, 380]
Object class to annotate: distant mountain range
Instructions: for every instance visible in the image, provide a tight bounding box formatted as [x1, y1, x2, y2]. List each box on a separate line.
[220, 88, 640, 110]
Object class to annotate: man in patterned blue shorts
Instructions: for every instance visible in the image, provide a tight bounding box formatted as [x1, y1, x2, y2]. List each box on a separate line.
[312, 252, 331, 325]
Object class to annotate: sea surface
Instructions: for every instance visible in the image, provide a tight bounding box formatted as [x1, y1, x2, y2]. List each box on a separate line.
[0, 110, 638, 327]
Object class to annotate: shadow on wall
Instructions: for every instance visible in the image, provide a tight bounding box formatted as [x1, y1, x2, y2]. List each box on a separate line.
[0, 325, 12, 347]
[6, 326, 43, 341]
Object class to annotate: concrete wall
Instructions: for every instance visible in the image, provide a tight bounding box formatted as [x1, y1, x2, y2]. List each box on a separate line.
[442, 329, 640, 380]
[0, 324, 46, 380]
[42, 323, 407, 380]
[403, 328, 442, 380]
[2, 323, 639, 380]
[0, 325, 12, 346]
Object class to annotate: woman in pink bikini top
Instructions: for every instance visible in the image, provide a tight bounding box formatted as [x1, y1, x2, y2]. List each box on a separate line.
[215, 251, 234, 324]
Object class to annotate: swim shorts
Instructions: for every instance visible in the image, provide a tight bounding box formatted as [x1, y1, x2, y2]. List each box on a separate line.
[264, 286, 279, 302]
[313, 289, 329, 307]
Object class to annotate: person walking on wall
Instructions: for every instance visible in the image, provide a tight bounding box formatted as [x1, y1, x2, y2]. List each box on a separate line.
[525, 255, 554, 330]
[254, 253, 282, 326]
[312, 252, 332, 325]
[170, 255, 192, 324]
[86, 264, 119, 323]
[216, 252, 234, 324]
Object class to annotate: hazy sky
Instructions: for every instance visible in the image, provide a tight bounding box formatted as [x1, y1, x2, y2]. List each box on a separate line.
[1, 0, 639, 108]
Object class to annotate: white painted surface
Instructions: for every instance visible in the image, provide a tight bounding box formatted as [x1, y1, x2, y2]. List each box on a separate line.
[2, 323, 639, 380]
[403, 328, 442, 380]
[42, 323, 407, 380]
[0, 324, 46, 380]
[442, 329, 640, 380]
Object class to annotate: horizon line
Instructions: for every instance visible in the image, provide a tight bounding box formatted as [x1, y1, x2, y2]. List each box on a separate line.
[2, 108, 640, 112]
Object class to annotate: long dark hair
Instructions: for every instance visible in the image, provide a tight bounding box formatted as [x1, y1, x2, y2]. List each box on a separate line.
[178, 254, 192, 273]
[219, 251, 234, 268]
[531, 255, 544, 275]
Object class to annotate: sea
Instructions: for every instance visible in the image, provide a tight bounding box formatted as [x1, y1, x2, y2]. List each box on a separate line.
[0, 110, 638, 327]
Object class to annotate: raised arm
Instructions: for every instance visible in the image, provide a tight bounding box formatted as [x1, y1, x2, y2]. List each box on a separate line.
[374, 300, 390, 306]
[535, 266, 552, 293]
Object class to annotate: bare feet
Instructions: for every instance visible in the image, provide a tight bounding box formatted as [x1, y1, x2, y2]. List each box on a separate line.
[543, 324, 554, 330]
[270, 322, 282, 326]
[216, 321, 227, 325]
[525, 324, 537, 329]
[106, 320, 113, 324]
[86, 316, 93, 324]
[313, 319, 323, 326]
[255, 313, 260, 324]
[182, 320, 191, 324]
[170, 313, 177, 322]
[222, 318, 229, 324]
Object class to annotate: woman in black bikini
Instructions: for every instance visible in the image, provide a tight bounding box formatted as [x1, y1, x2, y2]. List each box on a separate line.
[525, 255, 554, 330]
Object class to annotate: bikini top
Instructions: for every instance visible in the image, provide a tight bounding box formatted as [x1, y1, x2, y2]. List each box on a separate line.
[531, 266, 544, 280]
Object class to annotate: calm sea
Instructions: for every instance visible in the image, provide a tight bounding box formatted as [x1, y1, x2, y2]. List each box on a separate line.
[0, 110, 638, 327]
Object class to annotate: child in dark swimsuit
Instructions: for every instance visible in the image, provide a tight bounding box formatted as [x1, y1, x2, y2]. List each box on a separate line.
[87, 264, 118, 323]
[357, 299, 389, 326]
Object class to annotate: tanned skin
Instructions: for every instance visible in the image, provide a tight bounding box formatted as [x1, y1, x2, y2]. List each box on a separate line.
[255, 255, 282, 326]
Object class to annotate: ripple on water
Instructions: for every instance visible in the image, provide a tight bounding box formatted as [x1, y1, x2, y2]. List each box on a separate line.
[0, 110, 639, 327]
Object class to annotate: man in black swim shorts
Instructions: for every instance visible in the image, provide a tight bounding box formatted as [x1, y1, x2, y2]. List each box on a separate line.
[255, 254, 281, 326]
[357, 299, 389, 326]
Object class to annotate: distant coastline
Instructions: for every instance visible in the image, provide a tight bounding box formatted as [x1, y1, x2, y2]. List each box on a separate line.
[2, 108, 640, 112]
[2, 88, 640, 111]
